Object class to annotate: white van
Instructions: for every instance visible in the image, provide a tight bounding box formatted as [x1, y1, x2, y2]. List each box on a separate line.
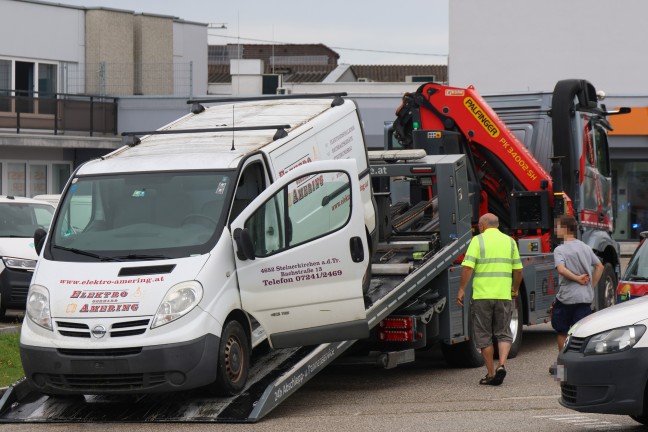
[20, 95, 377, 395]
[0, 196, 55, 319]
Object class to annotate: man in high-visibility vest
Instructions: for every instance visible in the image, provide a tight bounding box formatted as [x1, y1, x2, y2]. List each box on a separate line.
[456, 213, 523, 386]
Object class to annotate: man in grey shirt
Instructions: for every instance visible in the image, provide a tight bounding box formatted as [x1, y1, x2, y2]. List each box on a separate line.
[551, 214, 604, 359]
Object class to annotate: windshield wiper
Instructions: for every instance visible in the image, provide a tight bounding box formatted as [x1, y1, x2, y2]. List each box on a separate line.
[112, 254, 171, 261]
[628, 275, 648, 282]
[53, 245, 123, 262]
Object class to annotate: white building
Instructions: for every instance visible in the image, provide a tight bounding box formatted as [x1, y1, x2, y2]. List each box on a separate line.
[0, 0, 207, 197]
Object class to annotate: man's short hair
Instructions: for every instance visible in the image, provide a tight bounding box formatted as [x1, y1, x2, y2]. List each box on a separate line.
[557, 214, 578, 235]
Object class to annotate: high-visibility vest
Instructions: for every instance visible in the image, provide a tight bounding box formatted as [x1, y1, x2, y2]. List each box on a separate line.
[461, 228, 523, 300]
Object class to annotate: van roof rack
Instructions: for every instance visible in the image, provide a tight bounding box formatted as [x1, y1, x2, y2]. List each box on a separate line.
[121, 124, 291, 147]
[188, 93, 347, 113]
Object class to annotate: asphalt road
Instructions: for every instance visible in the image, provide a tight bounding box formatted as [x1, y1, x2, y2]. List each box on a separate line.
[1, 323, 645, 432]
[0, 255, 635, 430]
[0, 310, 23, 334]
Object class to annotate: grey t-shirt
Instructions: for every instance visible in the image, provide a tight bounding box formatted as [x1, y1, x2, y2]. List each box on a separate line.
[554, 239, 600, 304]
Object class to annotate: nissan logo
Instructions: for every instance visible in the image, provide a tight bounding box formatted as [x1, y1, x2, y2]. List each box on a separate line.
[91, 325, 107, 339]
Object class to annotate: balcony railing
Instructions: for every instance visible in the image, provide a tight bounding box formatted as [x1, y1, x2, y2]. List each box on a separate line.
[0, 89, 118, 136]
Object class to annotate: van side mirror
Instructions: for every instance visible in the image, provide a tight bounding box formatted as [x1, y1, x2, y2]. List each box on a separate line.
[233, 228, 255, 261]
[34, 228, 47, 256]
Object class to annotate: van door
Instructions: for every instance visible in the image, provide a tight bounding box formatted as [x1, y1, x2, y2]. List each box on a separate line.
[231, 159, 369, 348]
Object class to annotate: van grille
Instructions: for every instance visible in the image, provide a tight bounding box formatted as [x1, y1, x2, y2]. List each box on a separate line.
[564, 336, 586, 353]
[56, 319, 150, 338]
[46, 372, 167, 391]
[56, 321, 90, 338]
[9, 284, 29, 303]
[561, 384, 577, 404]
[57, 347, 142, 357]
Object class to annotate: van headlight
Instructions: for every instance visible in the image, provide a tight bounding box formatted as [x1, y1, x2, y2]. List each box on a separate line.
[584, 325, 646, 355]
[26, 285, 52, 331]
[2, 257, 37, 270]
[151, 281, 203, 329]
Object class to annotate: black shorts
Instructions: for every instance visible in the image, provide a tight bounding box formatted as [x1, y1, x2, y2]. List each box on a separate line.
[550, 299, 592, 334]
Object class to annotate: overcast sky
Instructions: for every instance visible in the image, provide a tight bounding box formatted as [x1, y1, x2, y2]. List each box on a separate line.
[59, 0, 449, 65]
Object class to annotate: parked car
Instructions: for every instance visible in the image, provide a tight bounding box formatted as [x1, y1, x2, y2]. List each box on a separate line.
[558, 296, 648, 425]
[33, 194, 61, 208]
[0, 196, 55, 319]
[617, 232, 648, 302]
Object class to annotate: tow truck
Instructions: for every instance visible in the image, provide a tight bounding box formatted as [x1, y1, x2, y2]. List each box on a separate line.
[0, 79, 627, 423]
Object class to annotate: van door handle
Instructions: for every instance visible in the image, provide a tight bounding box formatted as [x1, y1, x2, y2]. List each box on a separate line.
[349, 236, 364, 263]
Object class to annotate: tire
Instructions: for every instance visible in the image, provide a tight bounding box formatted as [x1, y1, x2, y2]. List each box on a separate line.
[505, 294, 524, 359]
[441, 313, 484, 368]
[597, 263, 617, 310]
[0, 293, 6, 321]
[212, 320, 250, 396]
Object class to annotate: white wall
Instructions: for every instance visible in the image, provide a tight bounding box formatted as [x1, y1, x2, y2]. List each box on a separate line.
[173, 20, 208, 96]
[1, 1, 85, 63]
[449, 0, 648, 94]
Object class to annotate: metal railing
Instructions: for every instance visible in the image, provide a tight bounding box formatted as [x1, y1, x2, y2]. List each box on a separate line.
[0, 89, 118, 136]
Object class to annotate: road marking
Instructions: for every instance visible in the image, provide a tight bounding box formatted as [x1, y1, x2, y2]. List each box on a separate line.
[498, 395, 560, 401]
[534, 414, 624, 429]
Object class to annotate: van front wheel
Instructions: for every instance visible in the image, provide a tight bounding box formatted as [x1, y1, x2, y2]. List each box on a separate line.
[213, 320, 250, 396]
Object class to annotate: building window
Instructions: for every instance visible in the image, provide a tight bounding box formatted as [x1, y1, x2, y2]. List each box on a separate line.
[7, 163, 26, 197]
[29, 164, 47, 197]
[52, 164, 71, 193]
[612, 160, 648, 240]
[1, 161, 72, 197]
[0, 59, 11, 112]
[38, 63, 57, 115]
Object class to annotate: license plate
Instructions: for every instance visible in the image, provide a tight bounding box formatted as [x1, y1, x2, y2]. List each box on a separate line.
[557, 364, 566, 382]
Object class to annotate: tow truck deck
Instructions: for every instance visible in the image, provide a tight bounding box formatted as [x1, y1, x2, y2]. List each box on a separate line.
[0, 153, 472, 423]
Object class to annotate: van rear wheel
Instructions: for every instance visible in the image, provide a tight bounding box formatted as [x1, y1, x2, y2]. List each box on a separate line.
[212, 320, 249, 396]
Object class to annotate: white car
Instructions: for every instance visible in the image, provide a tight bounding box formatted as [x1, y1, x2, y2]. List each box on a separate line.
[33, 194, 62, 208]
[0, 196, 55, 319]
[558, 296, 648, 425]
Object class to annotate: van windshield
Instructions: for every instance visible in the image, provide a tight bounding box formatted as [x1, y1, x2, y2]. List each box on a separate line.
[625, 240, 648, 280]
[49, 171, 234, 261]
[0, 202, 54, 238]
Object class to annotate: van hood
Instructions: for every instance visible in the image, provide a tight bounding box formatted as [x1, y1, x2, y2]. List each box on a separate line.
[36, 256, 210, 318]
[0, 238, 38, 260]
[569, 296, 648, 337]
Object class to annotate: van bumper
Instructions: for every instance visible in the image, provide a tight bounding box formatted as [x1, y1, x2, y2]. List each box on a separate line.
[0, 267, 33, 311]
[558, 346, 648, 415]
[20, 334, 220, 395]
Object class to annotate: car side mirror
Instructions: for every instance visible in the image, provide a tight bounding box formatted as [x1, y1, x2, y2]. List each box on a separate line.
[34, 228, 47, 256]
[233, 227, 255, 261]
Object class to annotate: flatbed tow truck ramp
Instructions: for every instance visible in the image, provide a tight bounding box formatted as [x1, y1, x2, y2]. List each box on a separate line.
[0, 154, 472, 423]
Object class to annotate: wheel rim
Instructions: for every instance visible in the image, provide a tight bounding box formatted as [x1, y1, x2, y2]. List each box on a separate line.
[224, 335, 244, 383]
[604, 274, 616, 308]
[510, 301, 520, 341]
